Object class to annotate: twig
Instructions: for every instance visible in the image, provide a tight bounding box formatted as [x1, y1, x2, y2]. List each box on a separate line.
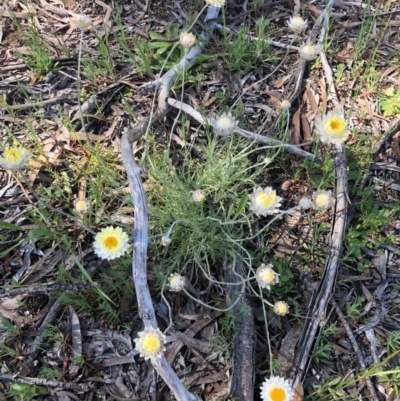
[5, 95, 78, 111]
[166, 98, 317, 161]
[0, 374, 95, 391]
[373, 117, 400, 156]
[25, 264, 101, 369]
[225, 253, 255, 401]
[331, 299, 379, 401]
[0, 282, 97, 299]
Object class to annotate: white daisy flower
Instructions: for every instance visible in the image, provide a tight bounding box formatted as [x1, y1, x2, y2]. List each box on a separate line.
[260, 376, 294, 401]
[210, 112, 238, 136]
[312, 190, 335, 211]
[134, 327, 166, 360]
[72, 14, 92, 30]
[256, 264, 279, 290]
[93, 226, 130, 260]
[298, 198, 311, 210]
[205, 0, 225, 7]
[74, 199, 90, 214]
[287, 16, 308, 34]
[0, 147, 31, 171]
[314, 111, 349, 144]
[168, 273, 186, 292]
[191, 189, 206, 203]
[249, 187, 282, 216]
[298, 41, 322, 61]
[274, 301, 290, 316]
[179, 32, 196, 49]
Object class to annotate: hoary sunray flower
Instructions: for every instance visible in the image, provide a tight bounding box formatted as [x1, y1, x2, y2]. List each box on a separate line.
[298, 198, 311, 210]
[279, 100, 291, 110]
[74, 198, 90, 214]
[161, 236, 172, 246]
[0, 147, 31, 171]
[205, 0, 225, 7]
[249, 187, 282, 216]
[210, 112, 238, 136]
[134, 327, 166, 360]
[312, 190, 335, 211]
[168, 273, 186, 292]
[191, 189, 206, 203]
[274, 301, 290, 316]
[93, 226, 129, 260]
[72, 14, 92, 30]
[256, 264, 279, 290]
[314, 111, 349, 144]
[260, 376, 294, 401]
[298, 41, 322, 61]
[180, 32, 196, 49]
[287, 16, 308, 34]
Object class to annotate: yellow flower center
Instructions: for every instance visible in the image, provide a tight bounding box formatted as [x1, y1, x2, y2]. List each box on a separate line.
[270, 387, 286, 401]
[75, 200, 88, 212]
[315, 194, 329, 207]
[324, 117, 346, 136]
[304, 44, 314, 54]
[261, 269, 275, 283]
[170, 276, 180, 287]
[104, 236, 118, 250]
[275, 302, 288, 314]
[217, 116, 231, 128]
[256, 193, 275, 209]
[5, 149, 22, 163]
[143, 334, 160, 353]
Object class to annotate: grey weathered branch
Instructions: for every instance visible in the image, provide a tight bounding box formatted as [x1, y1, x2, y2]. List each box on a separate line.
[290, 0, 349, 390]
[166, 97, 317, 161]
[225, 254, 255, 401]
[119, 6, 221, 401]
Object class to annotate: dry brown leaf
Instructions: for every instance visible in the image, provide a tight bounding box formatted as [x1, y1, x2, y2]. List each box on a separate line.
[305, 88, 318, 113]
[291, 108, 301, 145]
[391, 132, 400, 159]
[301, 114, 312, 142]
[277, 324, 302, 376]
[293, 381, 304, 401]
[319, 77, 327, 113]
[273, 74, 291, 89]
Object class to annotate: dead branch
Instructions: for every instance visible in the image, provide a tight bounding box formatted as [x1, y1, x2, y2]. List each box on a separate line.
[119, 6, 221, 401]
[166, 97, 317, 161]
[290, 0, 349, 389]
[225, 254, 255, 401]
[0, 374, 95, 391]
[331, 299, 379, 401]
[0, 282, 97, 299]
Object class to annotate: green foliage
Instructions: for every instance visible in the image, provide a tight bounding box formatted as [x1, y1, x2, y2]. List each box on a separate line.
[38, 367, 63, 380]
[15, 20, 57, 76]
[345, 296, 365, 320]
[8, 383, 48, 400]
[380, 87, 400, 117]
[386, 331, 400, 354]
[220, 17, 274, 75]
[312, 322, 337, 366]
[343, 187, 393, 272]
